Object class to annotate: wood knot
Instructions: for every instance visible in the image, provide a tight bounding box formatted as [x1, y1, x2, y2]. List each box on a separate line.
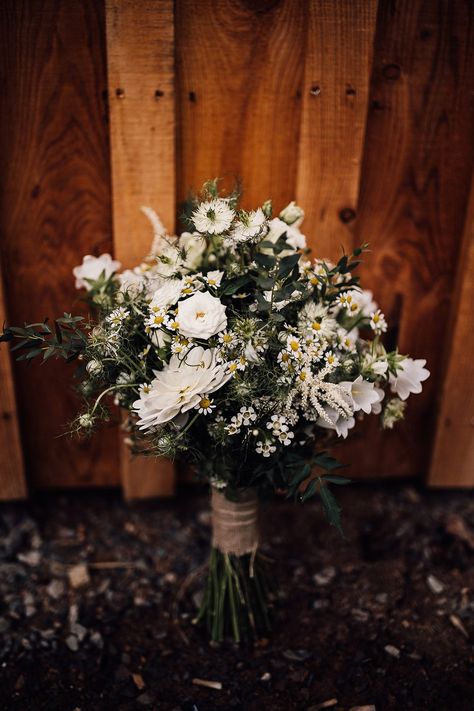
[339, 208, 356, 224]
[310, 84, 321, 96]
[115, 88, 125, 99]
[382, 63, 401, 81]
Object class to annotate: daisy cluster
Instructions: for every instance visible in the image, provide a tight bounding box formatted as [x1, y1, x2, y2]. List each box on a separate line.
[66, 180, 429, 493]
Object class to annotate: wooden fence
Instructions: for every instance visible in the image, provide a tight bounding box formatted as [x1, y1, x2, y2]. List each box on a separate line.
[0, 0, 473, 500]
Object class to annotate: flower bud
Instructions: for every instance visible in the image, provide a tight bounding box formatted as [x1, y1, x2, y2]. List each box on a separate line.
[279, 201, 304, 226]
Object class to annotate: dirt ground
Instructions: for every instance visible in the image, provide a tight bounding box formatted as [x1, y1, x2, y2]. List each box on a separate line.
[0, 482, 473, 711]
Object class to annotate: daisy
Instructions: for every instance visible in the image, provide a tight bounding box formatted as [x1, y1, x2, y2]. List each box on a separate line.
[192, 199, 234, 234]
[197, 396, 215, 415]
[204, 270, 224, 287]
[106, 307, 129, 328]
[370, 309, 388, 335]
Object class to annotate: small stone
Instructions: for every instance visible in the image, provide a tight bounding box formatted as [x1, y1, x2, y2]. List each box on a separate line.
[47, 580, 65, 600]
[312, 599, 329, 610]
[65, 635, 79, 652]
[132, 673, 146, 690]
[90, 631, 103, 649]
[198, 510, 212, 527]
[384, 644, 400, 658]
[0, 618, 10, 633]
[313, 566, 336, 586]
[309, 700, 338, 710]
[349, 706, 376, 711]
[70, 623, 87, 641]
[137, 692, 154, 706]
[375, 593, 388, 604]
[427, 574, 444, 595]
[164, 572, 177, 584]
[17, 551, 41, 567]
[69, 604, 79, 625]
[68, 563, 90, 589]
[352, 608, 370, 622]
[260, 672, 271, 681]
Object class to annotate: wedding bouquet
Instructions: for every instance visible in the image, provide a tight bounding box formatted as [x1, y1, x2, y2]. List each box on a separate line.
[2, 180, 429, 642]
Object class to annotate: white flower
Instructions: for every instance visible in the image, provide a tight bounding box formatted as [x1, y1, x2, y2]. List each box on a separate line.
[204, 270, 224, 287]
[266, 414, 288, 436]
[149, 278, 183, 310]
[196, 396, 215, 415]
[382, 397, 407, 429]
[177, 291, 227, 339]
[150, 329, 171, 349]
[389, 358, 430, 400]
[231, 209, 267, 242]
[192, 199, 234, 234]
[278, 430, 294, 446]
[370, 309, 388, 335]
[256, 440, 277, 457]
[260, 218, 306, 255]
[371, 387, 385, 414]
[239, 406, 257, 426]
[179, 232, 206, 270]
[118, 269, 145, 295]
[133, 347, 231, 428]
[86, 359, 102, 375]
[351, 289, 378, 317]
[218, 330, 236, 347]
[341, 375, 380, 414]
[317, 407, 356, 439]
[73, 254, 121, 290]
[337, 290, 361, 315]
[279, 201, 304, 227]
[106, 307, 129, 328]
[226, 414, 242, 435]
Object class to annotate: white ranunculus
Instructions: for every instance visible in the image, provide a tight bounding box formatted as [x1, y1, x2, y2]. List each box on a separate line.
[149, 278, 183, 310]
[179, 232, 206, 271]
[133, 347, 231, 428]
[389, 358, 430, 400]
[73, 254, 121, 290]
[341, 375, 381, 414]
[177, 291, 227, 340]
[279, 201, 304, 227]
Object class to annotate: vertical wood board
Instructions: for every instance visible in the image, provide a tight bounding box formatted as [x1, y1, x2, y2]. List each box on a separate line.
[176, 0, 307, 212]
[106, 0, 176, 498]
[0, 0, 120, 488]
[345, 0, 474, 479]
[296, 0, 378, 261]
[429, 177, 474, 486]
[0, 258, 27, 500]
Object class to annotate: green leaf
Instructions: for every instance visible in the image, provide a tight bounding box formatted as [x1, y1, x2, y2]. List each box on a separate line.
[255, 253, 276, 269]
[318, 479, 345, 536]
[220, 275, 251, 295]
[254, 276, 274, 290]
[321, 475, 352, 485]
[278, 253, 300, 278]
[313, 452, 346, 472]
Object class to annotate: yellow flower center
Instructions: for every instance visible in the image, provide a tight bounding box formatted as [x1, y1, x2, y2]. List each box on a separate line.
[195, 311, 206, 319]
[200, 397, 211, 409]
[228, 363, 238, 373]
[290, 340, 299, 351]
[312, 321, 321, 331]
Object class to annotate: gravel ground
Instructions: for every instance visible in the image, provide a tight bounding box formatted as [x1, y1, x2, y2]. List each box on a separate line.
[0, 482, 473, 710]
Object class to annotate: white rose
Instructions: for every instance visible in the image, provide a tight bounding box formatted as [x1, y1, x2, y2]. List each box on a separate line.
[73, 254, 121, 290]
[279, 201, 304, 227]
[149, 278, 183, 310]
[133, 346, 231, 428]
[177, 291, 227, 340]
[179, 232, 206, 271]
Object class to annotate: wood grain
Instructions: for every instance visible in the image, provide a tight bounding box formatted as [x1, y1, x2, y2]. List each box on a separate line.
[176, 0, 307, 212]
[0, 258, 27, 500]
[296, 0, 378, 261]
[429, 177, 474, 486]
[0, 0, 120, 488]
[105, 0, 176, 498]
[345, 0, 474, 480]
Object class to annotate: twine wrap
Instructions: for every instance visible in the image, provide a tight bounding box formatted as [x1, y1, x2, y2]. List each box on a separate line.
[211, 487, 259, 556]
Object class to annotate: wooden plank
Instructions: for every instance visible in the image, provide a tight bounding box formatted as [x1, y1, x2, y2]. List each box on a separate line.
[296, 0, 378, 261]
[0, 259, 27, 500]
[106, 0, 176, 498]
[429, 178, 474, 486]
[345, 0, 474, 479]
[176, 0, 307, 212]
[0, 0, 120, 488]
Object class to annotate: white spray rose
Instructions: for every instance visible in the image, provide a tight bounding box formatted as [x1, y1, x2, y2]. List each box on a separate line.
[177, 291, 227, 340]
[73, 254, 121, 290]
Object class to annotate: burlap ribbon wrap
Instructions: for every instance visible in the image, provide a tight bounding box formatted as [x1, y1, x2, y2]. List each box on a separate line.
[211, 487, 259, 556]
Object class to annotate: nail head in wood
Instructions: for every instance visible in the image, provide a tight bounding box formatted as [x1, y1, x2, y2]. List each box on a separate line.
[115, 88, 125, 99]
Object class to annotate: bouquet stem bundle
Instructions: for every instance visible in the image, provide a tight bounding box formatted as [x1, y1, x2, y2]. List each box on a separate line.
[196, 487, 271, 642]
